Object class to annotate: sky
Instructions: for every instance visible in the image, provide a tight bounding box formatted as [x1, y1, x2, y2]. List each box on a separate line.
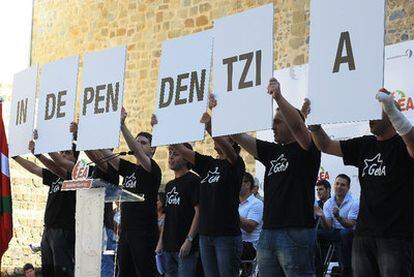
[0, 1, 33, 84]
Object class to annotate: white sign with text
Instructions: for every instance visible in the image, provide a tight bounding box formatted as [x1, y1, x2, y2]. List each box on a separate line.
[9, 66, 38, 157]
[152, 30, 213, 146]
[212, 4, 274, 137]
[35, 56, 79, 154]
[308, 0, 385, 124]
[77, 46, 126, 151]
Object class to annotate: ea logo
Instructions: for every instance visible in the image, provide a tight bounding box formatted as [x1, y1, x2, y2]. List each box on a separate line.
[71, 159, 89, 180]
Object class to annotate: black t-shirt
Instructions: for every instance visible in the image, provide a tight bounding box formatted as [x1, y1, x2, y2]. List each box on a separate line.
[341, 135, 414, 238]
[193, 152, 245, 236]
[42, 169, 76, 230]
[118, 158, 161, 231]
[163, 172, 200, 252]
[91, 165, 119, 231]
[256, 139, 321, 229]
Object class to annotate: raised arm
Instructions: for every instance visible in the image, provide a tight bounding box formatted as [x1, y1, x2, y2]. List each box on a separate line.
[231, 133, 258, 158]
[85, 150, 109, 172]
[200, 111, 238, 165]
[377, 89, 414, 158]
[13, 156, 43, 178]
[28, 140, 66, 179]
[309, 125, 343, 157]
[172, 144, 196, 165]
[121, 108, 152, 172]
[268, 78, 311, 150]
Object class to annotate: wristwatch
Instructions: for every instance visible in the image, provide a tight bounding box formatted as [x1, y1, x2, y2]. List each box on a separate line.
[186, 235, 193, 242]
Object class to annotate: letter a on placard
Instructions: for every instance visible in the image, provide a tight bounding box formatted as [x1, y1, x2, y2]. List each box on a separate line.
[333, 32, 356, 73]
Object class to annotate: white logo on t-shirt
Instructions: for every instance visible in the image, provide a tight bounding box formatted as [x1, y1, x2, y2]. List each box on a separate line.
[49, 179, 62, 194]
[124, 172, 137, 188]
[166, 187, 180, 205]
[268, 154, 289, 176]
[201, 167, 221, 184]
[362, 153, 386, 177]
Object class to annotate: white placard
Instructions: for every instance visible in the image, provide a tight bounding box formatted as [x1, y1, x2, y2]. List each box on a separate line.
[212, 4, 274, 137]
[307, 0, 385, 124]
[8, 66, 38, 157]
[152, 30, 213, 147]
[274, 64, 308, 110]
[385, 40, 414, 118]
[35, 56, 79, 154]
[77, 46, 126, 151]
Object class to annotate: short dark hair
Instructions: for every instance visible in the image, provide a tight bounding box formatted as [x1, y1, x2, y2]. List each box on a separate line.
[136, 131, 156, 154]
[336, 174, 351, 188]
[23, 263, 34, 271]
[316, 179, 331, 190]
[136, 131, 152, 143]
[275, 108, 305, 122]
[244, 172, 255, 190]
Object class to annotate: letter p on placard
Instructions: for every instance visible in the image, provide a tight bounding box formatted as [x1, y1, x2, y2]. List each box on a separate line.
[77, 46, 126, 151]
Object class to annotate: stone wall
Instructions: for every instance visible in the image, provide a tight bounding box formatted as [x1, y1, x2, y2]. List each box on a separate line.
[2, 0, 414, 274]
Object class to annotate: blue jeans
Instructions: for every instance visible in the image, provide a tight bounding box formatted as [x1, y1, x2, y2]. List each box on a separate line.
[163, 251, 198, 277]
[199, 235, 242, 277]
[101, 228, 117, 277]
[352, 236, 413, 277]
[257, 228, 316, 277]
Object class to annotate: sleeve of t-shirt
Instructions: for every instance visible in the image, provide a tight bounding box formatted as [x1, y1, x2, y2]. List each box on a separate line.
[256, 139, 275, 165]
[348, 201, 359, 221]
[246, 200, 264, 224]
[340, 136, 367, 166]
[148, 159, 162, 183]
[42, 169, 54, 186]
[234, 156, 246, 184]
[118, 158, 135, 177]
[193, 152, 214, 176]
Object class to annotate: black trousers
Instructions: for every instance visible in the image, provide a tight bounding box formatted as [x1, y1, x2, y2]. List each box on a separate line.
[352, 236, 413, 277]
[41, 227, 75, 277]
[117, 228, 158, 277]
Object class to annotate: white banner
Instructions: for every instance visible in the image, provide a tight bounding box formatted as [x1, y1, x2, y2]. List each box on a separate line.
[385, 40, 414, 119]
[152, 30, 213, 147]
[212, 4, 274, 137]
[77, 46, 126, 151]
[308, 0, 385, 124]
[8, 66, 38, 157]
[35, 56, 79, 154]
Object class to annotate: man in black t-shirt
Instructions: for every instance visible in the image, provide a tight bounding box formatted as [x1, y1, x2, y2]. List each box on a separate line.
[13, 142, 78, 277]
[96, 108, 161, 277]
[154, 144, 200, 277]
[310, 89, 414, 277]
[173, 110, 245, 277]
[232, 78, 321, 276]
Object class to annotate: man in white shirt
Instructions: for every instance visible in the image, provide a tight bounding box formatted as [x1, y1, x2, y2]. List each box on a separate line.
[315, 174, 359, 276]
[239, 172, 264, 276]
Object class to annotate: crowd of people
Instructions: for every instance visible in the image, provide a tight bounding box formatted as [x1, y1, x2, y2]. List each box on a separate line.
[12, 78, 414, 277]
